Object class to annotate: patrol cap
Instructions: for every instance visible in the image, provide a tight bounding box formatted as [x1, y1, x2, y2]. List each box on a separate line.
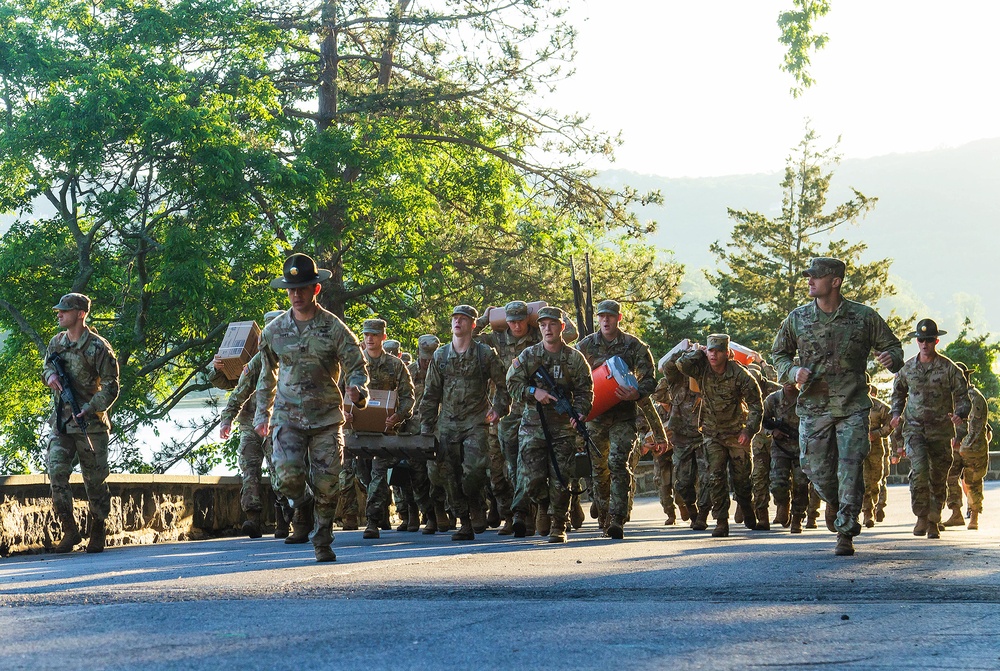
[452, 305, 479, 320]
[596, 300, 621, 316]
[263, 310, 284, 325]
[417, 334, 440, 359]
[706, 334, 730, 351]
[536, 306, 564, 324]
[400, 352, 412, 364]
[269, 253, 332, 289]
[361, 319, 387, 335]
[53, 293, 91, 312]
[503, 301, 529, 322]
[384, 339, 401, 354]
[909, 318, 947, 340]
[801, 257, 846, 279]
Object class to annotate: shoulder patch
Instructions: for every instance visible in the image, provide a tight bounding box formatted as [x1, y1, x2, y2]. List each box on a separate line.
[511, 358, 520, 369]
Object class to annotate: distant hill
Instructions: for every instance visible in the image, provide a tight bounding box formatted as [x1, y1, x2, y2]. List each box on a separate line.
[602, 137, 1000, 336]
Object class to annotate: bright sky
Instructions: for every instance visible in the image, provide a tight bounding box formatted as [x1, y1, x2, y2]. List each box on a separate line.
[549, 1, 1000, 177]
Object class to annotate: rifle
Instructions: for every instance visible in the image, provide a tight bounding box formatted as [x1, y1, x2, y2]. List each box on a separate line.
[532, 364, 596, 496]
[762, 415, 799, 440]
[47, 352, 95, 453]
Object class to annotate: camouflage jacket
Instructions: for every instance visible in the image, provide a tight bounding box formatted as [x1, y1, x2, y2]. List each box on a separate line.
[254, 307, 370, 430]
[651, 349, 702, 441]
[221, 352, 262, 429]
[890, 354, 970, 439]
[576, 330, 656, 423]
[419, 340, 511, 434]
[506, 342, 593, 440]
[956, 386, 991, 455]
[677, 350, 762, 438]
[364, 349, 415, 421]
[771, 299, 904, 418]
[42, 327, 119, 434]
[869, 396, 893, 447]
[763, 388, 799, 455]
[477, 325, 541, 422]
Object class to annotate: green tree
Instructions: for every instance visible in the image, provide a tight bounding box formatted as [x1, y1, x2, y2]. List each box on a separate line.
[778, 0, 832, 97]
[942, 320, 999, 449]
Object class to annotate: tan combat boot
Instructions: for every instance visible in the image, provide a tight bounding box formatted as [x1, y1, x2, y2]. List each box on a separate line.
[54, 512, 82, 554]
[968, 510, 979, 530]
[677, 500, 690, 522]
[691, 506, 709, 531]
[825, 504, 838, 533]
[711, 518, 729, 538]
[86, 518, 106, 554]
[285, 502, 314, 545]
[536, 509, 552, 537]
[927, 518, 940, 539]
[434, 501, 451, 531]
[773, 502, 790, 527]
[570, 496, 586, 530]
[362, 522, 380, 539]
[913, 516, 929, 536]
[734, 506, 744, 524]
[606, 515, 625, 540]
[497, 515, 515, 536]
[548, 515, 568, 543]
[789, 514, 803, 534]
[406, 508, 421, 533]
[341, 513, 359, 531]
[834, 532, 855, 556]
[942, 507, 965, 527]
[752, 508, 768, 531]
[242, 510, 263, 539]
[451, 518, 475, 541]
[274, 502, 290, 539]
[863, 510, 874, 528]
[664, 505, 676, 526]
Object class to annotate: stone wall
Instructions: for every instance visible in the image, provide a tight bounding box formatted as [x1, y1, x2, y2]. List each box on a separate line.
[0, 474, 276, 557]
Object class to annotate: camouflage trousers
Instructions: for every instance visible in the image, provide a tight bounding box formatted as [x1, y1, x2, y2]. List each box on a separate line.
[512, 432, 577, 524]
[652, 450, 675, 515]
[368, 456, 431, 523]
[904, 429, 953, 523]
[672, 435, 710, 511]
[808, 483, 821, 520]
[47, 431, 111, 521]
[769, 444, 809, 517]
[487, 427, 513, 518]
[271, 423, 343, 538]
[499, 414, 523, 511]
[799, 411, 870, 536]
[947, 450, 988, 513]
[862, 439, 888, 515]
[337, 455, 370, 521]
[628, 440, 641, 516]
[751, 435, 771, 513]
[704, 433, 753, 519]
[587, 417, 638, 519]
[429, 424, 489, 520]
[877, 446, 890, 515]
[237, 423, 268, 513]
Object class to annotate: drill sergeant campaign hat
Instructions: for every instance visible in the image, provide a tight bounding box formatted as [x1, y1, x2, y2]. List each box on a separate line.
[263, 310, 284, 325]
[706, 334, 731, 351]
[384, 339, 401, 355]
[801, 257, 847, 279]
[53, 293, 91, 312]
[595, 300, 621, 316]
[269, 253, 332, 289]
[503, 301, 529, 322]
[417, 334, 440, 360]
[908, 318, 947, 340]
[361, 319, 387, 335]
[452, 304, 479, 320]
[535, 306, 564, 324]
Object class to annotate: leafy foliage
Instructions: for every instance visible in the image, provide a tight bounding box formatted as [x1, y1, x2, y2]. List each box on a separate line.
[942, 320, 999, 449]
[778, 0, 831, 97]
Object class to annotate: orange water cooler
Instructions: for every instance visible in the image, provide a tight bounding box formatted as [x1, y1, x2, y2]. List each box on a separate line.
[585, 355, 638, 421]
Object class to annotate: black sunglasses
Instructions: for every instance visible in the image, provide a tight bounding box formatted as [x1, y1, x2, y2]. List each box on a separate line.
[916, 337, 937, 343]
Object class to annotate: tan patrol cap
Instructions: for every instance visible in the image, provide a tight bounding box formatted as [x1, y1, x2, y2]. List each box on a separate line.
[362, 319, 387, 335]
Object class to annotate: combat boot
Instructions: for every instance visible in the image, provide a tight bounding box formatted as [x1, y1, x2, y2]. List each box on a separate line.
[54, 512, 82, 554]
[497, 515, 515, 536]
[943, 507, 965, 527]
[927, 519, 940, 539]
[863, 510, 874, 528]
[548, 515, 568, 543]
[421, 514, 439, 535]
[740, 503, 758, 531]
[285, 502, 314, 545]
[86, 518, 106, 554]
[570, 496, 585, 530]
[525, 504, 537, 537]
[395, 505, 409, 531]
[512, 511, 527, 538]
[341, 514, 359, 531]
[470, 503, 488, 535]
[711, 518, 730, 538]
[913, 516, 929, 536]
[691, 506, 709, 531]
[242, 510, 263, 539]
[753, 508, 769, 531]
[805, 512, 818, 529]
[451, 518, 475, 541]
[664, 506, 676, 526]
[734, 506, 744, 524]
[590, 500, 598, 519]
[434, 501, 450, 532]
[773, 502, 790, 527]
[606, 515, 625, 540]
[274, 502, 290, 539]
[312, 524, 336, 562]
[875, 507, 885, 523]
[486, 503, 501, 529]
[406, 508, 421, 532]
[380, 511, 392, 531]
[789, 514, 803, 534]
[825, 504, 837, 533]
[834, 532, 855, 556]
[536, 509, 552, 537]
[363, 523, 380, 539]
[678, 500, 690, 522]
[968, 510, 979, 530]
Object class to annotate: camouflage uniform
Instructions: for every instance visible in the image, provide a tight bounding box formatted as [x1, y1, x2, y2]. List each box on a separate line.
[677, 345, 763, 523]
[763, 388, 808, 519]
[43, 323, 119, 524]
[642, 400, 675, 518]
[891, 353, 970, 524]
[750, 369, 780, 518]
[772, 296, 904, 537]
[506, 333, 593, 537]
[404, 338, 444, 524]
[420, 321, 511, 526]
[362, 346, 416, 525]
[948, 385, 991, 514]
[576, 307, 656, 524]
[255, 305, 370, 551]
[219, 352, 270, 515]
[863, 394, 893, 519]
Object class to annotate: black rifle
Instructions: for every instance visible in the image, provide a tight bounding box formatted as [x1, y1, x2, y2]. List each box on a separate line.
[762, 416, 799, 440]
[532, 364, 595, 496]
[47, 352, 95, 453]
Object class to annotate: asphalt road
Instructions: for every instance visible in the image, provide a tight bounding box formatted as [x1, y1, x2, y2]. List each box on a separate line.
[2, 483, 999, 670]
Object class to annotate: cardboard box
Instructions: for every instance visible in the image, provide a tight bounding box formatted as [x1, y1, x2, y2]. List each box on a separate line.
[345, 389, 398, 434]
[217, 321, 261, 380]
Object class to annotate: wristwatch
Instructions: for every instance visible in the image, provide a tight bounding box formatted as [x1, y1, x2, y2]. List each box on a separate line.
[527, 386, 536, 397]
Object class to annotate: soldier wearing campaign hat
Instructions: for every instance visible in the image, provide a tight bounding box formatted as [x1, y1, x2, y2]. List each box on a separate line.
[254, 253, 370, 562]
[43, 293, 120, 555]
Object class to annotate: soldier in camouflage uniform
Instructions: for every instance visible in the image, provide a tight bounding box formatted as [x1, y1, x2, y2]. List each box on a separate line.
[653, 345, 712, 530]
[43, 293, 120, 554]
[217, 310, 287, 539]
[506, 307, 593, 542]
[772, 257, 904, 556]
[863, 379, 893, 528]
[357, 319, 416, 539]
[677, 335, 763, 537]
[763, 382, 808, 533]
[748, 364, 779, 529]
[945, 362, 991, 530]
[890, 319, 970, 539]
[642, 399, 679, 524]
[254, 254, 370, 563]
[420, 305, 511, 541]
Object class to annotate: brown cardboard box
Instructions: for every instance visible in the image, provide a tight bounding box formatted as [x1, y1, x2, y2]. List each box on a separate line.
[217, 321, 261, 380]
[345, 389, 398, 434]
